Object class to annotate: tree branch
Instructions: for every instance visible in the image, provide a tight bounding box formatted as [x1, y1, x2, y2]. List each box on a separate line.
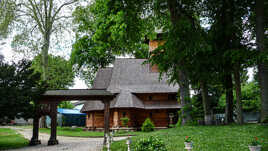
[51, 0, 78, 24]
[27, 0, 45, 34]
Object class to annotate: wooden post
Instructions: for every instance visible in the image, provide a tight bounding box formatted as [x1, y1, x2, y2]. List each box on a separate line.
[29, 113, 41, 146]
[113, 109, 119, 127]
[48, 103, 59, 145]
[103, 100, 110, 146]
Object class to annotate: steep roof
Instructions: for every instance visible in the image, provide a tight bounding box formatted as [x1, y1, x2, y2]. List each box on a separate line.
[92, 68, 113, 89]
[107, 59, 179, 93]
[81, 58, 180, 112]
[81, 91, 145, 112]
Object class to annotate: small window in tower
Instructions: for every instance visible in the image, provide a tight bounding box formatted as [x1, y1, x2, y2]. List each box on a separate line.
[168, 94, 177, 100]
[122, 112, 126, 117]
[149, 112, 153, 118]
[149, 96, 153, 101]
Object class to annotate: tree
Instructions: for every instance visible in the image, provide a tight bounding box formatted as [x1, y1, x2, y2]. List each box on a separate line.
[31, 54, 75, 89]
[204, 0, 256, 124]
[71, 1, 150, 86]
[1, 0, 78, 83]
[58, 101, 74, 109]
[0, 0, 16, 39]
[256, 0, 268, 123]
[0, 59, 45, 122]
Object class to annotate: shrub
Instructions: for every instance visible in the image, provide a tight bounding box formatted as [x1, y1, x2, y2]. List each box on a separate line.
[134, 136, 167, 151]
[141, 118, 155, 132]
[120, 117, 129, 127]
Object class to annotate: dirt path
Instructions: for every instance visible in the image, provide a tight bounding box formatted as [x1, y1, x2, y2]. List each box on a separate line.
[3, 127, 127, 151]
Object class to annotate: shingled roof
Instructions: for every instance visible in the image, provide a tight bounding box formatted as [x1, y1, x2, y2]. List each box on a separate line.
[81, 58, 180, 112]
[107, 59, 178, 93]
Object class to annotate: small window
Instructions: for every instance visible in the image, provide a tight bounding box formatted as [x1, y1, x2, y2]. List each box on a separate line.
[122, 112, 126, 117]
[149, 112, 153, 118]
[148, 96, 153, 101]
[168, 94, 177, 100]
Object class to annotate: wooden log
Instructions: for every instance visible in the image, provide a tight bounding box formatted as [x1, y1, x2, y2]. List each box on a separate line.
[48, 103, 59, 145]
[29, 112, 41, 146]
[103, 100, 110, 145]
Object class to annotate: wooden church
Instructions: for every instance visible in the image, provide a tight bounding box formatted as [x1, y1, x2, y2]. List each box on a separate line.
[81, 40, 181, 130]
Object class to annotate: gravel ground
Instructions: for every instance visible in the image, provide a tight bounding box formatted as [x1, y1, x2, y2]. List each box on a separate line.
[2, 127, 127, 151]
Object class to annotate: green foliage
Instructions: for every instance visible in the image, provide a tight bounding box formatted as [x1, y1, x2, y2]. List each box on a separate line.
[120, 117, 129, 127]
[176, 115, 182, 127]
[71, 0, 152, 86]
[184, 136, 192, 143]
[0, 59, 45, 121]
[58, 102, 74, 109]
[250, 137, 261, 146]
[134, 136, 167, 151]
[219, 81, 261, 112]
[32, 54, 75, 89]
[141, 118, 155, 132]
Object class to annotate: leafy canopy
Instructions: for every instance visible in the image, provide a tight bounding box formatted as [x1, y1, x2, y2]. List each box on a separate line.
[0, 59, 45, 121]
[31, 54, 75, 89]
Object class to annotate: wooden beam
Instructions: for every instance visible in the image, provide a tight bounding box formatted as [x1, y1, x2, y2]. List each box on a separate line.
[29, 112, 41, 146]
[113, 109, 119, 127]
[103, 100, 110, 145]
[48, 103, 59, 145]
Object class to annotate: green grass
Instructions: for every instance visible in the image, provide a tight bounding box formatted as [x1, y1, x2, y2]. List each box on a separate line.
[0, 128, 28, 150]
[110, 124, 268, 151]
[40, 127, 144, 137]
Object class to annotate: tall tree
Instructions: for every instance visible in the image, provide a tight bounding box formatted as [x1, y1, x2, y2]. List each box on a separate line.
[71, 1, 150, 86]
[256, 0, 268, 123]
[205, 0, 253, 124]
[0, 59, 45, 122]
[3, 0, 78, 81]
[5, 0, 79, 127]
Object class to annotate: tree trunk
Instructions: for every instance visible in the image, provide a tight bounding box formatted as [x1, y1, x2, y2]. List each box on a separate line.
[39, 32, 51, 128]
[225, 73, 234, 124]
[256, 0, 268, 123]
[178, 70, 191, 125]
[167, 0, 191, 125]
[41, 32, 50, 81]
[234, 64, 243, 124]
[200, 80, 213, 125]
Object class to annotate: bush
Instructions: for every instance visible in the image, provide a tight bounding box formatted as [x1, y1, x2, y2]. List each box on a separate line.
[134, 136, 167, 151]
[120, 117, 129, 127]
[141, 118, 155, 132]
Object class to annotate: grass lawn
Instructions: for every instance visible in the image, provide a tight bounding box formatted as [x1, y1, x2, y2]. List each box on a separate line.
[40, 127, 144, 137]
[0, 128, 28, 150]
[110, 124, 268, 151]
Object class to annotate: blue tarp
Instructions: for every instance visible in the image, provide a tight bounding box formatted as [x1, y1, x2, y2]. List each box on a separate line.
[46, 108, 86, 127]
[57, 108, 86, 115]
